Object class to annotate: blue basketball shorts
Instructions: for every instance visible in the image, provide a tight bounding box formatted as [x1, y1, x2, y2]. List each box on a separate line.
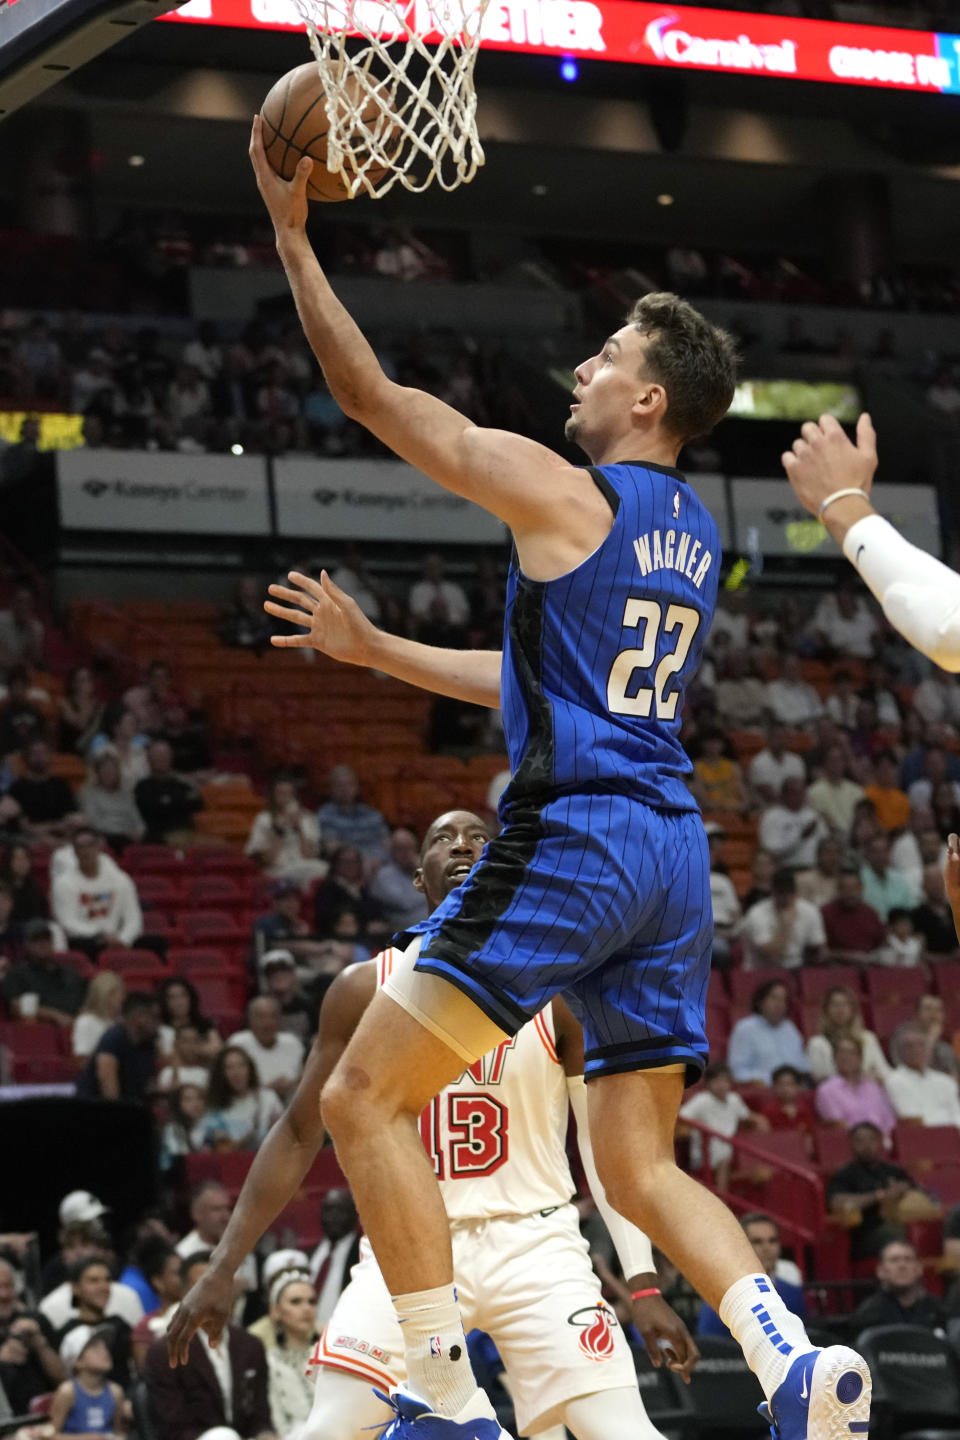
[413, 792, 712, 1082]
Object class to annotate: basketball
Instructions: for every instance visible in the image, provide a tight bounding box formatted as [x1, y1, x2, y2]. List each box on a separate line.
[260, 63, 397, 203]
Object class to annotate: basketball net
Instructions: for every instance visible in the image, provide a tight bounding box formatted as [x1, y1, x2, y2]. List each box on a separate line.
[295, 0, 490, 198]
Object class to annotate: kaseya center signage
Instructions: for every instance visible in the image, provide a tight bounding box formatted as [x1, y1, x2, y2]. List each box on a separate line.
[162, 0, 960, 94]
[57, 449, 270, 534]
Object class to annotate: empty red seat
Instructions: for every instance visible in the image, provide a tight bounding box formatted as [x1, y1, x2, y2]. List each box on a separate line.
[187, 875, 248, 907]
[705, 1003, 729, 1052]
[304, 1146, 348, 1192]
[181, 911, 244, 942]
[932, 962, 960, 1000]
[870, 998, 916, 1042]
[927, 1162, 960, 1208]
[190, 850, 258, 878]
[797, 967, 861, 1003]
[814, 1126, 853, 1172]
[188, 973, 248, 1014]
[168, 947, 237, 974]
[865, 967, 929, 1006]
[136, 875, 184, 910]
[125, 845, 184, 876]
[272, 1194, 323, 1250]
[99, 948, 167, 973]
[893, 1124, 960, 1167]
[11, 1055, 79, 1084]
[0, 1021, 61, 1056]
[741, 1129, 811, 1167]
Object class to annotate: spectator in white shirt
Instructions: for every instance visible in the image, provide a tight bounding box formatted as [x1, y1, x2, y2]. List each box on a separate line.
[911, 671, 960, 729]
[714, 651, 768, 731]
[228, 996, 304, 1101]
[860, 833, 918, 919]
[748, 724, 807, 806]
[182, 321, 223, 382]
[705, 823, 741, 969]
[408, 553, 471, 643]
[890, 805, 942, 897]
[740, 867, 826, 970]
[885, 1028, 960, 1131]
[808, 588, 877, 660]
[245, 778, 327, 890]
[157, 1024, 210, 1093]
[710, 591, 751, 652]
[824, 669, 861, 730]
[758, 777, 829, 871]
[764, 653, 824, 729]
[807, 743, 865, 837]
[51, 827, 144, 961]
[679, 1062, 768, 1192]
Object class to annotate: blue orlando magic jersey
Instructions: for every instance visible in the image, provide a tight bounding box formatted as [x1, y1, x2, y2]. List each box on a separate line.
[499, 461, 720, 815]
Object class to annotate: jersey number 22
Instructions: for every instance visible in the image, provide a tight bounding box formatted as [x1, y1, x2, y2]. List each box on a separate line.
[607, 599, 700, 720]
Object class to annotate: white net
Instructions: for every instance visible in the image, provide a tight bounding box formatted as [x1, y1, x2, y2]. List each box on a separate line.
[294, 0, 490, 199]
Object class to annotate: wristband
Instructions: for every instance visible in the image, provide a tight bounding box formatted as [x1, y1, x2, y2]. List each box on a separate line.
[630, 1287, 662, 1300]
[816, 488, 870, 520]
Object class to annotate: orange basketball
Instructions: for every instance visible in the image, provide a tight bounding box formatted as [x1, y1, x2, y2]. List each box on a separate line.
[260, 63, 394, 203]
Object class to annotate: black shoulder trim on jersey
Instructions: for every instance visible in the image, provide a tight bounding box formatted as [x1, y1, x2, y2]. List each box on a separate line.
[586, 466, 621, 517]
[620, 461, 688, 483]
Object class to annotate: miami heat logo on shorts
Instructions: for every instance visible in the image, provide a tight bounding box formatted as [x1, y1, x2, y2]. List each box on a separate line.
[567, 1302, 618, 1361]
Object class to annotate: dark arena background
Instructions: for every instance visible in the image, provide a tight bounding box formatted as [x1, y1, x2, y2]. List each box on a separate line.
[2, 0, 960, 1434]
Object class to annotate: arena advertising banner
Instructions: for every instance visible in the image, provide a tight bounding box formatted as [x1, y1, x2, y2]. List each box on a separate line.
[730, 479, 941, 561]
[57, 449, 271, 533]
[274, 457, 506, 543]
[162, 0, 960, 95]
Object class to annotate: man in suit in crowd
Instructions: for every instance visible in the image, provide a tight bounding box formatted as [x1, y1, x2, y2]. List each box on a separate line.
[143, 1253, 276, 1440]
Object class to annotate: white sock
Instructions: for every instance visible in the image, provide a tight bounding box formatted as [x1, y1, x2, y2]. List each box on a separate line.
[391, 1282, 477, 1418]
[719, 1273, 815, 1401]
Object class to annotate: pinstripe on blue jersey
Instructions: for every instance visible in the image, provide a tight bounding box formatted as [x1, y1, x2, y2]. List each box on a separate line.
[499, 461, 720, 816]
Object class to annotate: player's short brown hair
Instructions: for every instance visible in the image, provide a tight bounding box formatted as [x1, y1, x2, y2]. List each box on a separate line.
[627, 292, 738, 443]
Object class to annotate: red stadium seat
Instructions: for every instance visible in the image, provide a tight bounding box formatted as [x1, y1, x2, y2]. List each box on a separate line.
[814, 1126, 854, 1172]
[741, 1130, 811, 1167]
[705, 1003, 730, 1053]
[10, 1056, 80, 1084]
[188, 973, 248, 1014]
[124, 845, 185, 876]
[0, 1021, 61, 1056]
[272, 1195, 323, 1250]
[893, 1124, 960, 1167]
[136, 875, 185, 910]
[797, 968, 861, 1003]
[181, 911, 244, 942]
[932, 962, 960, 1000]
[99, 948, 167, 973]
[187, 875, 248, 907]
[189, 850, 258, 878]
[864, 968, 929, 1006]
[217, 1150, 255, 1194]
[870, 998, 916, 1042]
[927, 1162, 960, 1208]
[57, 950, 96, 979]
[168, 947, 241, 974]
[728, 969, 794, 1012]
[304, 1147, 348, 1191]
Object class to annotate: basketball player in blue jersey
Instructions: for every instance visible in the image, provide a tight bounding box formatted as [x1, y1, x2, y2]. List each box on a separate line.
[169, 123, 872, 1440]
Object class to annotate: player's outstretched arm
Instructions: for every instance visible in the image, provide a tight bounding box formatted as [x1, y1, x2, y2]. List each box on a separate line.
[784, 413, 960, 672]
[248, 119, 593, 546]
[263, 570, 503, 708]
[166, 962, 376, 1366]
[552, 998, 700, 1382]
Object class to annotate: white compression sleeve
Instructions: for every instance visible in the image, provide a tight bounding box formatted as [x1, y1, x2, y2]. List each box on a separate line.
[843, 513, 960, 672]
[566, 1075, 655, 1279]
[560, 1384, 667, 1440]
[301, 1366, 394, 1440]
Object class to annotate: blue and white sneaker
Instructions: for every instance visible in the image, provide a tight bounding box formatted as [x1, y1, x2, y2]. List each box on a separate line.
[373, 1387, 513, 1439]
[761, 1347, 871, 1440]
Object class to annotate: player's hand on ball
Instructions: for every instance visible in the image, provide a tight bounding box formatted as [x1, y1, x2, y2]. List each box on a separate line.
[631, 1292, 700, 1383]
[265, 570, 376, 666]
[165, 1266, 235, 1367]
[248, 113, 311, 237]
[781, 411, 877, 517]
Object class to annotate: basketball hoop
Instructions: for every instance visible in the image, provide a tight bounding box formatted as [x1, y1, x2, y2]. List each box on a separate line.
[294, 0, 490, 198]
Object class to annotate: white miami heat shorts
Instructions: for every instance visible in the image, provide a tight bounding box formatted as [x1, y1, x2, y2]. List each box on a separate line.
[309, 1202, 638, 1434]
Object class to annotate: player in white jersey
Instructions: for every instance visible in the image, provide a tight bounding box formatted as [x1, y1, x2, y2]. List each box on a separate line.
[783, 412, 960, 670]
[170, 810, 698, 1440]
